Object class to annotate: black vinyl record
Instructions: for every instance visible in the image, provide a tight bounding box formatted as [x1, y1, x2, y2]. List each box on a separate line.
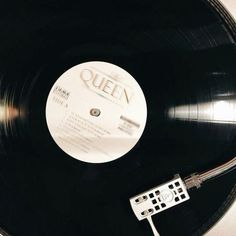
[0, 0, 235, 235]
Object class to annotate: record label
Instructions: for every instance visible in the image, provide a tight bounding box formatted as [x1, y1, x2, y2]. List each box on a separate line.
[45, 61, 147, 163]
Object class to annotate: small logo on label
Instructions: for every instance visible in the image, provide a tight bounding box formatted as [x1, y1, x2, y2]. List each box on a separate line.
[80, 68, 133, 106]
[53, 86, 70, 100]
[160, 190, 174, 203]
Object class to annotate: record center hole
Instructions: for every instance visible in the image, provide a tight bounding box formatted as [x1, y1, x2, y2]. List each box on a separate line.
[90, 108, 101, 117]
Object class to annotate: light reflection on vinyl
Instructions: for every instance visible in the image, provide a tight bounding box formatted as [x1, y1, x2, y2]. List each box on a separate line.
[168, 99, 236, 124]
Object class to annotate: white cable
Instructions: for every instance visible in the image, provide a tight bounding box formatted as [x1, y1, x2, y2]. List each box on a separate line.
[147, 217, 160, 236]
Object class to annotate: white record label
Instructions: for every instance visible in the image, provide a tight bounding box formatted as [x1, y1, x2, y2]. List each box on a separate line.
[45, 61, 147, 163]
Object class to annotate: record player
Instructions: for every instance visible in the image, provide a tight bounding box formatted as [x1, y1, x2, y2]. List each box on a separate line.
[0, 0, 235, 235]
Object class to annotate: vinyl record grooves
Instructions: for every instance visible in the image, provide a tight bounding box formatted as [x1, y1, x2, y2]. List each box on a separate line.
[0, 1, 235, 236]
